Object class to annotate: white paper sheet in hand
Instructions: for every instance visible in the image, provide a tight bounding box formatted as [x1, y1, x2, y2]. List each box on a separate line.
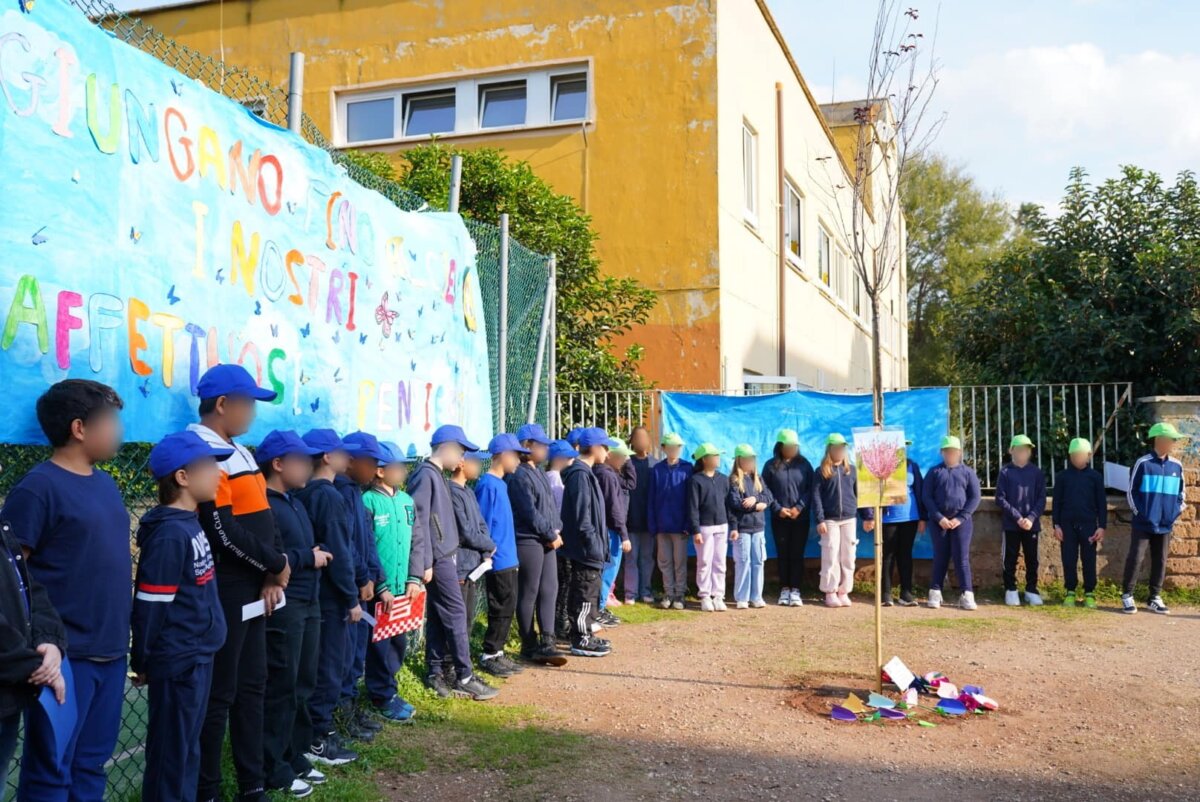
[883, 656, 915, 691]
[241, 592, 287, 622]
[468, 558, 493, 582]
[360, 609, 377, 627]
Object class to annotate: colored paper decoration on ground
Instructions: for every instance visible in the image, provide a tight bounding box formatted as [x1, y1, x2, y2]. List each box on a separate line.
[829, 657, 1000, 725]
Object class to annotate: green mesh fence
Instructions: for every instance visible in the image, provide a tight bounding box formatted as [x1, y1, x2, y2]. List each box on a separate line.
[1, 2, 550, 799]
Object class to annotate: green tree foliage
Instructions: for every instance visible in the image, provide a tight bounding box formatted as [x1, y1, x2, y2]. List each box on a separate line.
[957, 166, 1200, 395]
[902, 154, 1012, 384]
[343, 146, 657, 391]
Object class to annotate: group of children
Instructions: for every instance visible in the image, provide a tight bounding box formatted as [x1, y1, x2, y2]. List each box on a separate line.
[0, 370, 1190, 802]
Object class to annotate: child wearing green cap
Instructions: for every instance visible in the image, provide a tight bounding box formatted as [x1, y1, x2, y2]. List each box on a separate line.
[649, 433, 693, 610]
[812, 433, 873, 607]
[996, 434, 1046, 606]
[921, 436, 982, 611]
[763, 428, 816, 607]
[1121, 422, 1187, 614]
[688, 444, 736, 611]
[1052, 438, 1106, 608]
[728, 445, 775, 608]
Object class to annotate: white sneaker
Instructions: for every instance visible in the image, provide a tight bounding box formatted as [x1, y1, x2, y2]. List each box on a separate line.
[289, 778, 314, 798]
[641, 596, 655, 604]
[672, 599, 685, 610]
[1121, 594, 1137, 614]
[1004, 590, 1020, 606]
[927, 589, 943, 609]
[1025, 592, 1044, 606]
[736, 600, 749, 609]
[700, 596, 715, 612]
[959, 591, 977, 611]
[713, 597, 727, 612]
[790, 590, 804, 607]
[778, 588, 792, 606]
[825, 592, 842, 608]
[590, 621, 603, 633]
[837, 593, 852, 607]
[751, 599, 766, 608]
[659, 596, 671, 609]
[1149, 596, 1171, 615]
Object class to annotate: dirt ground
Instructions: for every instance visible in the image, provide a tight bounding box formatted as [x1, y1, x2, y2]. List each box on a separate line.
[380, 597, 1200, 801]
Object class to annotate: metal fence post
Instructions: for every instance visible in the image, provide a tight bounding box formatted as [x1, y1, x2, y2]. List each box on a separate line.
[286, 52, 305, 133]
[526, 255, 556, 424]
[449, 154, 463, 213]
[548, 255, 558, 435]
[498, 213, 510, 432]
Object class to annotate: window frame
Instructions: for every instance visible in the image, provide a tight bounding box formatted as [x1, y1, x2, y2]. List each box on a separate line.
[550, 72, 588, 122]
[742, 121, 759, 228]
[817, 226, 832, 287]
[403, 88, 458, 138]
[478, 80, 529, 129]
[784, 180, 804, 268]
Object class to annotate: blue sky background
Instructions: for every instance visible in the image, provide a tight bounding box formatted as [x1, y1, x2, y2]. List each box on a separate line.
[111, 0, 1200, 211]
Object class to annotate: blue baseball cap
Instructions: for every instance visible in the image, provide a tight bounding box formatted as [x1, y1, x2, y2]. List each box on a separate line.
[516, 423, 551, 446]
[579, 427, 617, 448]
[378, 441, 411, 465]
[463, 449, 487, 462]
[196, 363, 277, 402]
[566, 427, 585, 447]
[149, 431, 234, 479]
[256, 430, 321, 464]
[301, 429, 360, 455]
[344, 431, 390, 463]
[488, 433, 530, 455]
[548, 439, 578, 460]
[430, 424, 478, 451]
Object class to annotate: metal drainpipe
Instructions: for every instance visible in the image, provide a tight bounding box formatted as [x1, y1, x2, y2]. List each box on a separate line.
[775, 82, 787, 377]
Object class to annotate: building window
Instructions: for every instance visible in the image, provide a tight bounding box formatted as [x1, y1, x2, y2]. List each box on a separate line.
[551, 73, 588, 121]
[336, 62, 591, 145]
[742, 122, 758, 225]
[818, 227, 831, 286]
[834, 248, 850, 304]
[854, 272, 863, 318]
[785, 181, 803, 266]
[404, 90, 456, 137]
[479, 81, 527, 128]
[346, 97, 395, 142]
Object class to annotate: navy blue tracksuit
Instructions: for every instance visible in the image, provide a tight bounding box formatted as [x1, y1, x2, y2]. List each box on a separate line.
[922, 462, 982, 592]
[995, 462, 1047, 593]
[335, 476, 384, 703]
[1053, 465, 1107, 593]
[132, 506, 226, 802]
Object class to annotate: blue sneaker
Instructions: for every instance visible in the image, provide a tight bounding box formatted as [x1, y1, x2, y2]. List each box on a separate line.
[376, 698, 415, 723]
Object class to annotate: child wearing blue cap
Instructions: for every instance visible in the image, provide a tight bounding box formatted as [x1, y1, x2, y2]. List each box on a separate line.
[295, 430, 365, 765]
[2, 380, 128, 801]
[450, 451, 497, 667]
[188, 364, 290, 802]
[361, 443, 417, 722]
[132, 431, 233, 802]
[546, 439, 578, 639]
[258, 431, 335, 793]
[408, 425, 498, 701]
[561, 428, 614, 657]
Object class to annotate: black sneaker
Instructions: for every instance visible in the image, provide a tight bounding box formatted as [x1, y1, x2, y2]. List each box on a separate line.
[341, 719, 375, 743]
[532, 638, 569, 666]
[497, 654, 525, 674]
[426, 672, 454, 699]
[555, 626, 572, 643]
[597, 609, 621, 626]
[897, 594, 918, 607]
[882, 598, 894, 607]
[1149, 596, 1171, 615]
[571, 636, 611, 657]
[455, 674, 500, 701]
[305, 734, 357, 766]
[299, 767, 326, 786]
[479, 655, 514, 678]
[355, 709, 384, 733]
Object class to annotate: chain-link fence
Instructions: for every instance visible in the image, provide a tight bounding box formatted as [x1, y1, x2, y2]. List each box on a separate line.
[2, 1, 550, 798]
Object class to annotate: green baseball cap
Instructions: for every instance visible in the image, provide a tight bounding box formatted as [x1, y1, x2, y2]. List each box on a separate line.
[1068, 437, 1092, 455]
[661, 432, 684, 447]
[692, 442, 723, 460]
[826, 433, 847, 446]
[776, 429, 800, 446]
[940, 435, 962, 450]
[1148, 422, 1186, 440]
[1010, 434, 1034, 448]
[608, 437, 635, 457]
[734, 443, 757, 458]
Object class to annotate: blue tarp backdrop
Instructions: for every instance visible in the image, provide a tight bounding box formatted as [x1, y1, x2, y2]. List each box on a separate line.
[660, 389, 950, 559]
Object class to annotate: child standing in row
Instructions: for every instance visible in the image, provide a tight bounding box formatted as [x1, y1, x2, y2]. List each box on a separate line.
[562, 429, 613, 656]
[132, 431, 232, 802]
[996, 434, 1047, 606]
[881, 440, 923, 607]
[450, 451, 496, 648]
[1122, 422, 1187, 615]
[728, 445, 774, 609]
[548, 439, 578, 640]
[763, 429, 814, 607]
[624, 427, 658, 605]
[812, 434, 873, 608]
[688, 443, 736, 612]
[650, 433, 692, 610]
[1053, 438, 1106, 608]
[594, 439, 635, 626]
[923, 436, 982, 611]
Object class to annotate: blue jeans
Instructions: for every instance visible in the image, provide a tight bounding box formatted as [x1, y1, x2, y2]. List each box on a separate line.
[20, 656, 126, 802]
[599, 531, 624, 610]
[623, 531, 656, 601]
[732, 530, 766, 604]
[1, 711, 20, 795]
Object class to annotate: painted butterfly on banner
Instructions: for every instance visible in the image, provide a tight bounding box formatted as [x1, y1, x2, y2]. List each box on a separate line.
[375, 292, 399, 338]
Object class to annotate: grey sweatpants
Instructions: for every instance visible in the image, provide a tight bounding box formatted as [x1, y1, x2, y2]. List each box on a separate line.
[656, 533, 689, 600]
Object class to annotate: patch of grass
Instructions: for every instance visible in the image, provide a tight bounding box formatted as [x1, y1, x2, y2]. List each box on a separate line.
[614, 601, 687, 624]
[900, 615, 1017, 633]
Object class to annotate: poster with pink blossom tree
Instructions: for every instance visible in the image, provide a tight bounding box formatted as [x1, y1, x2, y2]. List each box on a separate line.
[853, 427, 908, 508]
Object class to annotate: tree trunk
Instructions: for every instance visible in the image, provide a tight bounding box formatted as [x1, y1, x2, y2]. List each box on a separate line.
[870, 292, 884, 426]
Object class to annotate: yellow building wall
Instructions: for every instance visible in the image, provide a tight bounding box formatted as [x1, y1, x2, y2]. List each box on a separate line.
[134, 0, 723, 389]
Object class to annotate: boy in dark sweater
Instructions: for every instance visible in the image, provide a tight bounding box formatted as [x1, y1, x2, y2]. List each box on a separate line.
[4, 379, 129, 802]
[258, 430, 331, 795]
[594, 438, 635, 626]
[450, 452, 497, 671]
[624, 427, 658, 604]
[1121, 422, 1187, 615]
[561, 428, 613, 657]
[922, 436, 982, 611]
[189, 365, 290, 802]
[133, 431, 233, 802]
[1053, 438, 1107, 608]
[996, 434, 1047, 607]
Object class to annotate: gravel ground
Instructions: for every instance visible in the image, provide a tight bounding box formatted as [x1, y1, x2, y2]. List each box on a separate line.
[383, 596, 1200, 801]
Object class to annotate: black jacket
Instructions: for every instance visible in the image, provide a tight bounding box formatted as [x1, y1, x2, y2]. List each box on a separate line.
[763, 455, 816, 515]
[0, 520, 67, 718]
[593, 463, 630, 541]
[687, 471, 736, 533]
[1052, 465, 1108, 529]
[506, 463, 562, 545]
[560, 460, 608, 569]
[451, 481, 496, 580]
[727, 474, 776, 532]
[406, 460, 459, 575]
[295, 479, 359, 611]
[627, 455, 657, 532]
[266, 488, 319, 603]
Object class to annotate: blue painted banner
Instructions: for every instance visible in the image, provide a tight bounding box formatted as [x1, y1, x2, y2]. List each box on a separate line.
[660, 389, 950, 559]
[0, 0, 492, 448]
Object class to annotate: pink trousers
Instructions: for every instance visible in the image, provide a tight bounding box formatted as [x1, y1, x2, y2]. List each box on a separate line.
[696, 524, 729, 599]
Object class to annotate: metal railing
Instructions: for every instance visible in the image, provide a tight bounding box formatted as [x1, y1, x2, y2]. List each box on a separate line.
[553, 382, 1140, 489]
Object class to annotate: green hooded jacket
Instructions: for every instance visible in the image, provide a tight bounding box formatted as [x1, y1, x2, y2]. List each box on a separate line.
[362, 485, 415, 594]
